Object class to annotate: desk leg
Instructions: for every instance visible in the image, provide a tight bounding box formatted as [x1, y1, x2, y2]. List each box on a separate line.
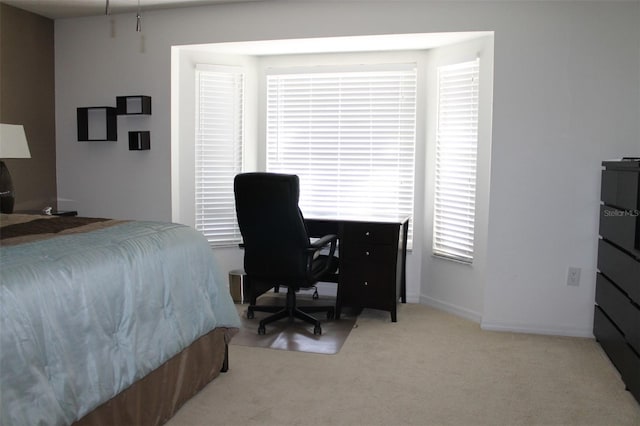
[335, 280, 342, 319]
[400, 220, 409, 304]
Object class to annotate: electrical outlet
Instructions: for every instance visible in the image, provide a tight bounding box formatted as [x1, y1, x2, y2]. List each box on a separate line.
[567, 267, 581, 287]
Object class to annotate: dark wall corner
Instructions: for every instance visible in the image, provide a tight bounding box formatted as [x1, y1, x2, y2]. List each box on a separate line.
[0, 3, 57, 211]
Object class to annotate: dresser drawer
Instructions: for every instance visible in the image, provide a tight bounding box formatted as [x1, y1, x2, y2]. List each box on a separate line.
[601, 170, 640, 210]
[342, 222, 399, 245]
[593, 306, 640, 403]
[599, 205, 640, 255]
[598, 239, 640, 303]
[596, 273, 640, 353]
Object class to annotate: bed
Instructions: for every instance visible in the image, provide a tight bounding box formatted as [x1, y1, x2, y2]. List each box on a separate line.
[0, 213, 241, 426]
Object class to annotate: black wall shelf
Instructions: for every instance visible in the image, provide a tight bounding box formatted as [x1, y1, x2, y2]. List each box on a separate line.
[78, 96, 151, 146]
[129, 131, 151, 150]
[117, 96, 152, 115]
[77, 107, 117, 141]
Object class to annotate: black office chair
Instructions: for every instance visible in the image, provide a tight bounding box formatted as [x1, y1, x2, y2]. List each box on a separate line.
[234, 172, 338, 335]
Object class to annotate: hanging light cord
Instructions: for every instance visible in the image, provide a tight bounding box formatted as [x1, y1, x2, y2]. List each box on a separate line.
[105, 0, 142, 33]
[136, 0, 142, 32]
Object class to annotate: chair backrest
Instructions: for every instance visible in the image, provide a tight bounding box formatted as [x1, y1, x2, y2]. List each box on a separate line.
[234, 172, 311, 284]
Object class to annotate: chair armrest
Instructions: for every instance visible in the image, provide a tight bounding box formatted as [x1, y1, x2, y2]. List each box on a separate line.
[309, 234, 337, 250]
[306, 234, 338, 279]
[308, 234, 338, 258]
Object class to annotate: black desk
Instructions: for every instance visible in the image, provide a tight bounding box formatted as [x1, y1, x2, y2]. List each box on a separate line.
[305, 216, 409, 322]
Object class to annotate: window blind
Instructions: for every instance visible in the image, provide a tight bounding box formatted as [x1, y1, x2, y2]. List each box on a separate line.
[195, 65, 244, 246]
[266, 67, 417, 244]
[433, 59, 480, 263]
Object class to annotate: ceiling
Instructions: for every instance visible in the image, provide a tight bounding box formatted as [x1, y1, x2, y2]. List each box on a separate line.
[5, 0, 627, 20]
[1, 0, 262, 19]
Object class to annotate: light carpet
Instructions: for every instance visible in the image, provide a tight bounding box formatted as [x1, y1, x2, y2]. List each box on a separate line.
[168, 303, 640, 426]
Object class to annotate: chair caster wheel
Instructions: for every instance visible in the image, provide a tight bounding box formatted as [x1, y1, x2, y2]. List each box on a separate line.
[247, 310, 254, 319]
[312, 289, 319, 300]
[258, 325, 266, 335]
[314, 325, 322, 335]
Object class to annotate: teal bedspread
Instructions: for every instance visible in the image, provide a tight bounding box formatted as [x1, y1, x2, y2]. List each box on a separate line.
[0, 220, 240, 425]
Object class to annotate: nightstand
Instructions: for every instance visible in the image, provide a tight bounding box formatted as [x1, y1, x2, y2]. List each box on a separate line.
[16, 209, 78, 217]
[50, 210, 78, 217]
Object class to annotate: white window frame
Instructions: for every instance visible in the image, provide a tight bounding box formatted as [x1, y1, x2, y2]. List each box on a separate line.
[432, 58, 480, 263]
[194, 64, 244, 247]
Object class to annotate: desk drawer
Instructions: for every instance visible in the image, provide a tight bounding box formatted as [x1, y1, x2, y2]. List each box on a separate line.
[340, 244, 396, 262]
[598, 239, 640, 303]
[342, 222, 399, 245]
[340, 266, 395, 310]
[596, 273, 640, 353]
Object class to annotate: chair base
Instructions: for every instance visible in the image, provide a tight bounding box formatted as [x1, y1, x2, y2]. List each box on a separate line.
[247, 287, 334, 335]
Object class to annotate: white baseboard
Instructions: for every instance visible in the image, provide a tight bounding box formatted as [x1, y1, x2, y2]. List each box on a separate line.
[480, 320, 595, 338]
[318, 288, 593, 338]
[420, 295, 594, 338]
[420, 295, 482, 324]
[404, 292, 420, 304]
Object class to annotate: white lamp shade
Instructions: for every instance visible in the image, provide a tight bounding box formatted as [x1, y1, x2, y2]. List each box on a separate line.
[0, 124, 31, 159]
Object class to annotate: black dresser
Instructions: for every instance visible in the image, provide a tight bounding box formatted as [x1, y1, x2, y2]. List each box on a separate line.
[594, 159, 640, 404]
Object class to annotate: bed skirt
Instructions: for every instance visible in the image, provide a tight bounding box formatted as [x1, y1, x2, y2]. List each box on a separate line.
[73, 327, 236, 426]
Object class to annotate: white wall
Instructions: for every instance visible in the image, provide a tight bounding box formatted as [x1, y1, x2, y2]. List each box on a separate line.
[421, 36, 494, 323]
[480, 3, 640, 336]
[55, 1, 640, 337]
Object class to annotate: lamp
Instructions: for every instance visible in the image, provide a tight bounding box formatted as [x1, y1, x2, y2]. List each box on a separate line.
[0, 124, 31, 213]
